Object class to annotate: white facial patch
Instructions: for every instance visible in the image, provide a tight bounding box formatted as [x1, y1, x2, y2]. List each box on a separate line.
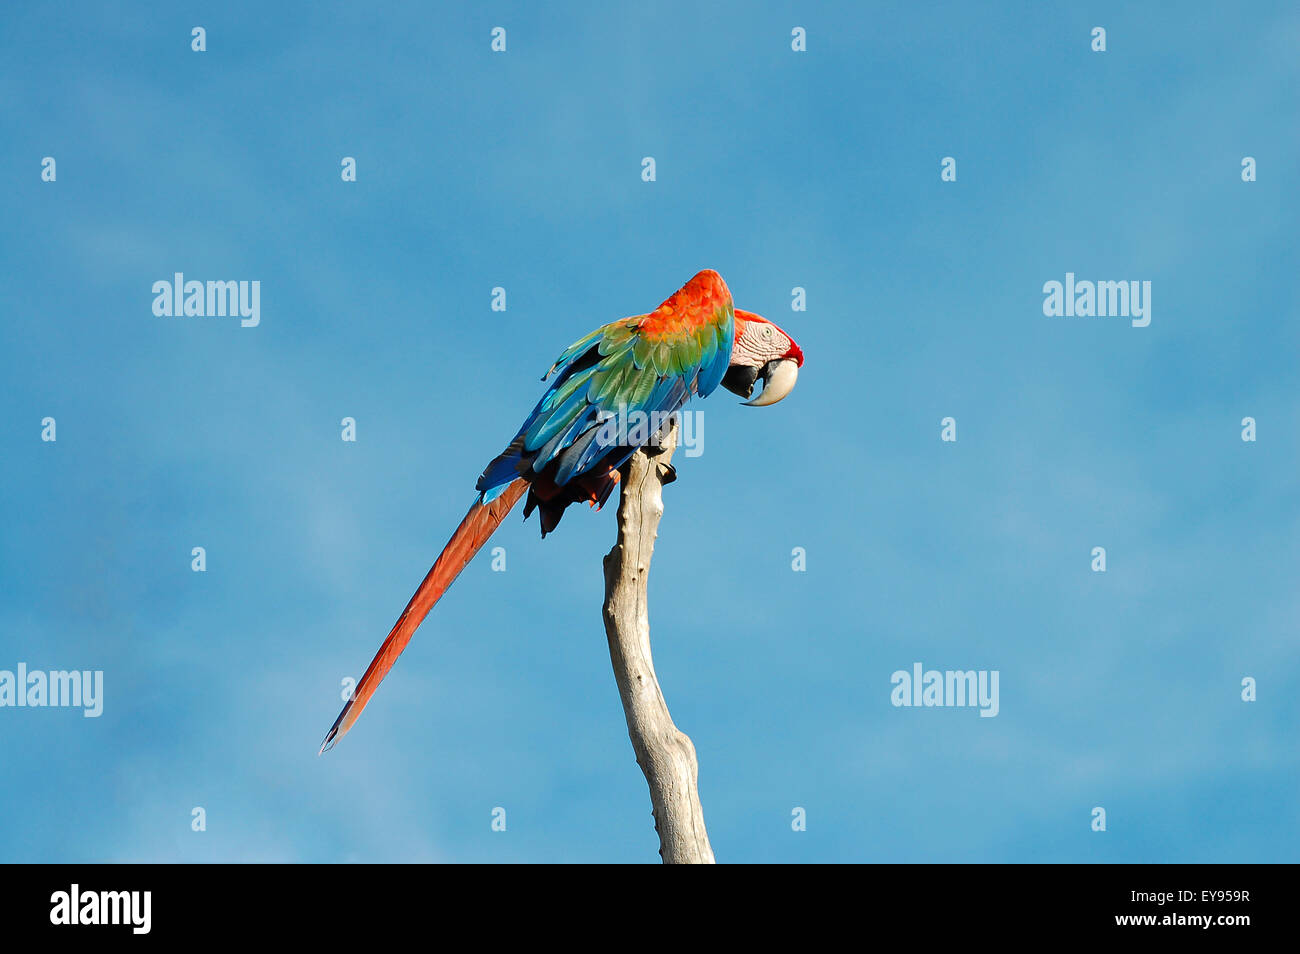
[733, 320, 787, 367]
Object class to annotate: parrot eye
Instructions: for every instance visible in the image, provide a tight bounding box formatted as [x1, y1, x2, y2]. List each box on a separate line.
[762, 325, 773, 339]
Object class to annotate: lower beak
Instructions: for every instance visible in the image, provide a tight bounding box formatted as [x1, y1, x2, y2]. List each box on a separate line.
[742, 358, 800, 407]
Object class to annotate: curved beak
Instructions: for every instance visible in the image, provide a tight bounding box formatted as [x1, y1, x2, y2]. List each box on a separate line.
[742, 358, 800, 407]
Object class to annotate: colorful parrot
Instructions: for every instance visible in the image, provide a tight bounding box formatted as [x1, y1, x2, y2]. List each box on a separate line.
[319, 269, 804, 753]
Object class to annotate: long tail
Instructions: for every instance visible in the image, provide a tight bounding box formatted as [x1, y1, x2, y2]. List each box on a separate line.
[319, 477, 529, 754]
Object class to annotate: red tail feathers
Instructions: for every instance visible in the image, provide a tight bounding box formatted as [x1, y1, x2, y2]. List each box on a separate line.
[319, 477, 529, 753]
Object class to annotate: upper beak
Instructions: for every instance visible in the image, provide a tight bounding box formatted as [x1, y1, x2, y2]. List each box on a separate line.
[742, 358, 800, 407]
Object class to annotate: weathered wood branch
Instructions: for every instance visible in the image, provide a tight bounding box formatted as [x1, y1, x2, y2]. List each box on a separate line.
[602, 419, 715, 864]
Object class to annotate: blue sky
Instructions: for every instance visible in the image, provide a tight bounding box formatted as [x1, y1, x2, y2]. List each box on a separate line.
[1, 1, 1296, 862]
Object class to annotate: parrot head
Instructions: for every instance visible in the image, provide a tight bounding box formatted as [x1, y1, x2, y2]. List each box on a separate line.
[722, 309, 805, 406]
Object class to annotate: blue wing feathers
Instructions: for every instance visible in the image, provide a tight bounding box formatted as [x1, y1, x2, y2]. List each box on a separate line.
[478, 309, 734, 502]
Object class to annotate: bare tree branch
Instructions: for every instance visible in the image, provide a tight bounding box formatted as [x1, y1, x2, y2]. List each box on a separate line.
[602, 419, 715, 864]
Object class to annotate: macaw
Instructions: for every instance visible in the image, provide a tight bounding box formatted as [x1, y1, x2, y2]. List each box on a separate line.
[320, 269, 804, 753]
